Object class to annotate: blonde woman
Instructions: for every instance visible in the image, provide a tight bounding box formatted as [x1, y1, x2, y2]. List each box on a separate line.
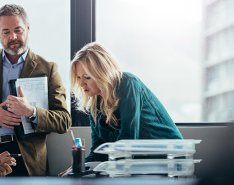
[71, 42, 183, 162]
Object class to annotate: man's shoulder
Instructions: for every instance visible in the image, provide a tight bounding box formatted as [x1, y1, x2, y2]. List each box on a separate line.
[28, 50, 55, 66]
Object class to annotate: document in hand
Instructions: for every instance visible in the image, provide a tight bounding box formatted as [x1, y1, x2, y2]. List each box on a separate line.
[10, 76, 48, 138]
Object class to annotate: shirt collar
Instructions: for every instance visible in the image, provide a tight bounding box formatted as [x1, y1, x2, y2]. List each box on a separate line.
[2, 49, 29, 65]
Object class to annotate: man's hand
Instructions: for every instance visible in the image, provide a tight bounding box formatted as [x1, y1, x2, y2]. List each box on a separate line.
[6, 86, 34, 118]
[0, 151, 16, 176]
[0, 101, 21, 129]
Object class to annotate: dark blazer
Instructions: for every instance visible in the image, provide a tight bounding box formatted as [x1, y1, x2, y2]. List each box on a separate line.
[0, 49, 71, 175]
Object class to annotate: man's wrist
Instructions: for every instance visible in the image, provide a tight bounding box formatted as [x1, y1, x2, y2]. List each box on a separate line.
[29, 106, 36, 119]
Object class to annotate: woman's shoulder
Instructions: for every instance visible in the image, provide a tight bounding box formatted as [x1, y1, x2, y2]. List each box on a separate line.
[118, 72, 143, 91]
[122, 72, 140, 82]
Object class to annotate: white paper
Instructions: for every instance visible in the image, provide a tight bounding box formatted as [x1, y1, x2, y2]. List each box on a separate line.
[15, 76, 48, 134]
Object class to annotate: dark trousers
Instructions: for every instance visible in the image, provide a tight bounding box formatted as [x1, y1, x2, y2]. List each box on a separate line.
[0, 140, 28, 176]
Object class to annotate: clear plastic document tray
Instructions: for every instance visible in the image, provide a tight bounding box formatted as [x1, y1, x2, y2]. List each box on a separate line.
[93, 159, 201, 177]
[94, 139, 201, 159]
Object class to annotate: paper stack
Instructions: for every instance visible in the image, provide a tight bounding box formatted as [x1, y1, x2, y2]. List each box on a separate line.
[93, 139, 201, 177]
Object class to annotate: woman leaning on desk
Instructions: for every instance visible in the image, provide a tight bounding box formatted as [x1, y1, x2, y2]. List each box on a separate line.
[71, 42, 183, 162]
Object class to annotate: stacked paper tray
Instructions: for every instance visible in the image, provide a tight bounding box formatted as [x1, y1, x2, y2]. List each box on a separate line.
[94, 139, 201, 159]
[93, 159, 201, 177]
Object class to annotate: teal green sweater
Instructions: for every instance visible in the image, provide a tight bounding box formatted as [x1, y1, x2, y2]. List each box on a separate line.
[86, 72, 183, 162]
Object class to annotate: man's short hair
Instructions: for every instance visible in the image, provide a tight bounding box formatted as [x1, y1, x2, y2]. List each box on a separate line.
[0, 4, 28, 24]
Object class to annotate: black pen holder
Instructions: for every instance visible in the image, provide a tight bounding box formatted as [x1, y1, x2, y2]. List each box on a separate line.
[72, 146, 85, 175]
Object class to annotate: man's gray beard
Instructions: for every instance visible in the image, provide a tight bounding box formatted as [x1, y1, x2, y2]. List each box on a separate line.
[4, 45, 28, 56]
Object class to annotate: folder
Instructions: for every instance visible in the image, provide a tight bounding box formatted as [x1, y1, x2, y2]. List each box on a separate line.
[9, 76, 48, 140]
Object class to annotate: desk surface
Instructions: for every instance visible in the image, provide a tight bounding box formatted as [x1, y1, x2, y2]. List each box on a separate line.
[0, 176, 197, 185]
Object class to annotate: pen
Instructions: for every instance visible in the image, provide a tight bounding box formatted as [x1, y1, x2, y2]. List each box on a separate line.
[70, 130, 76, 146]
[10, 154, 22, 157]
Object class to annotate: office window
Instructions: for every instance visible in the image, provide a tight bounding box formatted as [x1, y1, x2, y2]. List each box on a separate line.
[0, 0, 70, 107]
[203, 0, 234, 122]
[205, 0, 234, 31]
[96, 0, 234, 122]
[206, 65, 219, 92]
[225, 59, 234, 78]
[96, 0, 203, 122]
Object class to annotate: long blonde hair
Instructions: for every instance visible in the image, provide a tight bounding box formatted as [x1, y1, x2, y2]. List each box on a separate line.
[71, 42, 122, 125]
